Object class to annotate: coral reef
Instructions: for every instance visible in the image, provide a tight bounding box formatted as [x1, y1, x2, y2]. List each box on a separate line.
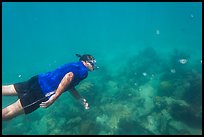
[158, 80, 174, 96]
[3, 47, 202, 135]
[78, 81, 94, 93]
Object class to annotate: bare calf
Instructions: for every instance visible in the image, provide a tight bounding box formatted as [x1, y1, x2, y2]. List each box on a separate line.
[2, 99, 25, 121]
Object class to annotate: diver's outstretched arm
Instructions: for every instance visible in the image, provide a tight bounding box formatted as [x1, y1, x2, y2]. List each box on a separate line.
[69, 87, 89, 109]
[69, 87, 83, 100]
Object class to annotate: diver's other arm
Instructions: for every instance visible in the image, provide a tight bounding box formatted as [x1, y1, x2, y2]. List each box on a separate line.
[40, 72, 74, 108]
[69, 87, 89, 109]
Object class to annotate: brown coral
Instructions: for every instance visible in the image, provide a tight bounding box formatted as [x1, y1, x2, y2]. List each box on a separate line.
[158, 81, 174, 96]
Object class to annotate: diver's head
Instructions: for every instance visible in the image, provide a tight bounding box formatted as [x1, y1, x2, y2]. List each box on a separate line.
[76, 54, 98, 71]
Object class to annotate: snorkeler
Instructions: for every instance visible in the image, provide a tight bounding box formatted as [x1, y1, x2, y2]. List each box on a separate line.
[2, 54, 98, 121]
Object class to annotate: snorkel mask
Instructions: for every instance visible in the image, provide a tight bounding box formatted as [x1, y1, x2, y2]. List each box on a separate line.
[76, 54, 99, 70]
[87, 59, 99, 70]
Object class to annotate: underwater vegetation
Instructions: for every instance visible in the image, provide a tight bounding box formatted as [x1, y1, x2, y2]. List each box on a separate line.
[2, 47, 202, 135]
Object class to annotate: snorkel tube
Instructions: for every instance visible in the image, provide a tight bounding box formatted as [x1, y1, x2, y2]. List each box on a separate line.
[76, 54, 82, 58]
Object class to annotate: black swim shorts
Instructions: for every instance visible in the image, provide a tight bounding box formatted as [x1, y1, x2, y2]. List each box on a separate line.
[14, 75, 48, 114]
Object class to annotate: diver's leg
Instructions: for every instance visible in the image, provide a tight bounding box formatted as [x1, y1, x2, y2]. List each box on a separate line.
[2, 85, 18, 96]
[2, 99, 25, 121]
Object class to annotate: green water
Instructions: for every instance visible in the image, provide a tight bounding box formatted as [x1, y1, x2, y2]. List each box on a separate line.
[2, 2, 202, 135]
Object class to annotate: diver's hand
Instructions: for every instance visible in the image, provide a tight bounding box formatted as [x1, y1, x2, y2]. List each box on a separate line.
[40, 95, 55, 108]
[79, 98, 89, 110]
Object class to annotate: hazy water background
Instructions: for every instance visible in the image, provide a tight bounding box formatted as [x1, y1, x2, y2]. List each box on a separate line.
[2, 2, 202, 135]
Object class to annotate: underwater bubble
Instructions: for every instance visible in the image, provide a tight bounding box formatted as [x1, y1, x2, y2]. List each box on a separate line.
[190, 13, 194, 18]
[18, 74, 22, 78]
[179, 59, 188, 64]
[134, 83, 138, 86]
[142, 72, 147, 76]
[156, 29, 160, 35]
[170, 69, 176, 73]
[150, 74, 155, 79]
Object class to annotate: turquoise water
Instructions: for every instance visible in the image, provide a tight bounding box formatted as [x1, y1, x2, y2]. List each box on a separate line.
[2, 2, 202, 135]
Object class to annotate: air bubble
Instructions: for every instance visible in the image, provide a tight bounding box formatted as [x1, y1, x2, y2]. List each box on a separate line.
[156, 29, 160, 35]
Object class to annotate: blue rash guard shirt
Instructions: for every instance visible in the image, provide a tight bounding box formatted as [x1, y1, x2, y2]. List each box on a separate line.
[38, 61, 88, 98]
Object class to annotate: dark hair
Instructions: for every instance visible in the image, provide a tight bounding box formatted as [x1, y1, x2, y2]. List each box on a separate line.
[76, 54, 94, 62]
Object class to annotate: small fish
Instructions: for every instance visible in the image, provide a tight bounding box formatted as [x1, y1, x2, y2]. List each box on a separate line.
[179, 59, 188, 64]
